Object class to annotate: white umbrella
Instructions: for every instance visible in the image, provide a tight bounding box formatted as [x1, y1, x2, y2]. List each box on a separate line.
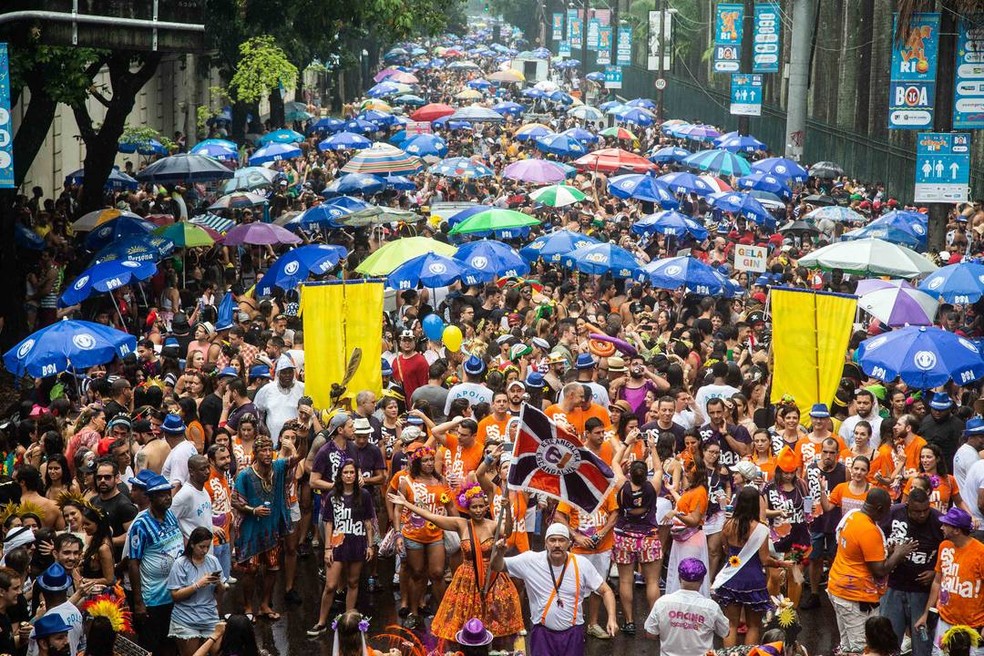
[855, 279, 939, 327]
[797, 238, 937, 278]
[567, 105, 604, 121]
[534, 80, 559, 92]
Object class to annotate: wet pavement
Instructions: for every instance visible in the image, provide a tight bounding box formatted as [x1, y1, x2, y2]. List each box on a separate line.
[227, 554, 841, 656]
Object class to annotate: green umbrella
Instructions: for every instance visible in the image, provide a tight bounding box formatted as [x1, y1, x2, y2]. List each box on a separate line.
[356, 237, 457, 276]
[154, 222, 215, 248]
[529, 184, 587, 208]
[448, 209, 541, 236]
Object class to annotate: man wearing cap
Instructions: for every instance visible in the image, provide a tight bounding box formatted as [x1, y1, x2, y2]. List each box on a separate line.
[128, 472, 184, 655]
[643, 558, 729, 656]
[953, 418, 984, 493]
[919, 392, 964, 473]
[559, 354, 610, 409]
[31, 612, 73, 656]
[491, 522, 618, 656]
[443, 355, 493, 416]
[802, 437, 846, 609]
[247, 365, 272, 397]
[798, 404, 845, 471]
[393, 329, 429, 401]
[917, 507, 984, 656]
[28, 564, 87, 656]
[160, 414, 198, 490]
[254, 355, 304, 448]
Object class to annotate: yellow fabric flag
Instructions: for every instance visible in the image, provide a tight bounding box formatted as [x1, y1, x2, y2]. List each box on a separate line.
[769, 288, 856, 414]
[300, 281, 383, 409]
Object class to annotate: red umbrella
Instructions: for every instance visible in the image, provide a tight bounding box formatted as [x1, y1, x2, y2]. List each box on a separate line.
[573, 148, 658, 174]
[411, 103, 455, 122]
[143, 214, 175, 228]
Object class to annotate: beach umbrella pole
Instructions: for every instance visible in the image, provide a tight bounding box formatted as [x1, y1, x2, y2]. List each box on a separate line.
[109, 293, 127, 331]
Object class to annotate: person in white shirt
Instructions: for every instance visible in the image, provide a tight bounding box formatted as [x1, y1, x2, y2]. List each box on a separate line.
[254, 355, 304, 448]
[169, 455, 214, 542]
[443, 355, 493, 415]
[953, 417, 984, 494]
[960, 458, 984, 530]
[160, 414, 198, 490]
[492, 523, 617, 656]
[644, 558, 729, 656]
[693, 362, 739, 417]
[838, 389, 884, 449]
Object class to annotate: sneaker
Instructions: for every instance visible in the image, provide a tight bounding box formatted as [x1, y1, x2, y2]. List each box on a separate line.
[306, 624, 327, 637]
[901, 634, 912, 655]
[633, 573, 645, 587]
[225, 576, 238, 585]
[587, 624, 611, 640]
[367, 576, 381, 592]
[404, 614, 420, 630]
[620, 622, 636, 635]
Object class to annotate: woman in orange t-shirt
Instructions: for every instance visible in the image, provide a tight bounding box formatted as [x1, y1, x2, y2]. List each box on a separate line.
[750, 428, 777, 483]
[903, 444, 970, 514]
[821, 455, 871, 516]
[839, 420, 894, 490]
[664, 457, 710, 596]
[394, 447, 455, 630]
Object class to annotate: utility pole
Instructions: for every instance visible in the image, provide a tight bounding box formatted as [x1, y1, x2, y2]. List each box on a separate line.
[926, 8, 956, 254]
[736, 0, 754, 135]
[783, 0, 816, 161]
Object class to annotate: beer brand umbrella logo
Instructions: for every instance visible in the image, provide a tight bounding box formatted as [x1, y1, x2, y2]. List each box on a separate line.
[121, 261, 141, 268]
[72, 334, 97, 350]
[16, 339, 35, 358]
[865, 335, 889, 351]
[913, 350, 937, 371]
[958, 338, 979, 353]
[284, 261, 300, 275]
[74, 276, 90, 290]
[664, 265, 682, 276]
[428, 262, 448, 275]
[927, 276, 944, 289]
[471, 256, 488, 269]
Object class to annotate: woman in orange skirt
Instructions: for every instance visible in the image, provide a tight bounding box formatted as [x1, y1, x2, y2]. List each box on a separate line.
[389, 482, 523, 645]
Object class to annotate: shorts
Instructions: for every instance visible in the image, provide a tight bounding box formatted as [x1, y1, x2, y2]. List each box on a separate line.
[810, 531, 837, 561]
[169, 620, 214, 640]
[580, 551, 612, 581]
[704, 511, 725, 536]
[613, 530, 662, 565]
[655, 497, 674, 524]
[403, 536, 442, 551]
[235, 541, 283, 573]
[290, 501, 301, 524]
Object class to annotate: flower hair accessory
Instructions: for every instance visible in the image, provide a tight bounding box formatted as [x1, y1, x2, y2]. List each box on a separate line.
[409, 446, 435, 462]
[457, 482, 486, 508]
[83, 594, 133, 633]
[330, 615, 371, 632]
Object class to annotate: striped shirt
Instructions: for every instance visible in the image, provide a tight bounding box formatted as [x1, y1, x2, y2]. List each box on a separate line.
[128, 508, 183, 607]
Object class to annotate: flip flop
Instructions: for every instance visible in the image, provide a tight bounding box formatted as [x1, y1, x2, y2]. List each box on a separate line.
[259, 610, 281, 621]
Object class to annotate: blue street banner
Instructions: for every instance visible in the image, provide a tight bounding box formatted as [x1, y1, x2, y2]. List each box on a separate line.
[587, 18, 601, 49]
[617, 26, 633, 65]
[571, 18, 583, 48]
[730, 73, 763, 116]
[954, 15, 984, 129]
[714, 3, 744, 73]
[567, 8, 578, 41]
[598, 26, 612, 65]
[753, 3, 780, 73]
[0, 43, 13, 189]
[559, 40, 571, 57]
[604, 65, 623, 89]
[914, 132, 971, 204]
[889, 12, 940, 130]
[552, 13, 565, 42]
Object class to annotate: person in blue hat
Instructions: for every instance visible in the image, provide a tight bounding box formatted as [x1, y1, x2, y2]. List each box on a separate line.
[919, 392, 964, 477]
[31, 563, 85, 656]
[954, 417, 984, 493]
[32, 612, 73, 656]
[443, 354, 493, 417]
[160, 413, 197, 490]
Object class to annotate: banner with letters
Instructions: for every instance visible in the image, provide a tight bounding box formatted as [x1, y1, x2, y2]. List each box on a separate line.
[714, 3, 743, 73]
[753, 3, 780, 73]
[888, 12, 939, 130]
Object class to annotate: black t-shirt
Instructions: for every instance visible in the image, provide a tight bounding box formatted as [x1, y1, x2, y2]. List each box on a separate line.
[698, 422, 751, 467]
[103, 399, 128, 422]
[640, 420, 686, 452]
[0, 612, 15, 655]
[879, 503, 944, 592]
[199, 393, 224, 435]
[92, 491, 138, 541]
[805, 462, 846, 534]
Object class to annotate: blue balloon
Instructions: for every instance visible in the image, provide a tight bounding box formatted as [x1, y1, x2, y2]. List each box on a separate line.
[422, 314, 445, 341]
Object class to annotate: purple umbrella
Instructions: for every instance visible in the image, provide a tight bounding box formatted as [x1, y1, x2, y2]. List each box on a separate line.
[502, 159, 567, 184]
[222, 222, 302, 246]
[855, 279, 939, 327]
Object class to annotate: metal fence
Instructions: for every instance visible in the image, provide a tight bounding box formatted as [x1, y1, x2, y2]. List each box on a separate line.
[619, 66, 984, 202]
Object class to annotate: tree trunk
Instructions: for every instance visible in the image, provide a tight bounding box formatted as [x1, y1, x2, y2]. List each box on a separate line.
[836, 0, 859, 130]
[12, 82, 57, 186]
[0, 189, 26, 351]
[268, 89, 285, 129]
[855, 0, 875, 134]
[232, 100, 249, 144]
[813, 0, 841, 124]
[75, 53, 162, 214]
[866, 0, 892, 139]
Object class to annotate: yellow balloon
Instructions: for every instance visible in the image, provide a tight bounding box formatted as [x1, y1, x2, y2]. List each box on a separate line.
[442, 325, 463, 352]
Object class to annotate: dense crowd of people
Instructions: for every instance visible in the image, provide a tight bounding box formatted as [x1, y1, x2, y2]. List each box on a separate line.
[1, 19, 984, 656]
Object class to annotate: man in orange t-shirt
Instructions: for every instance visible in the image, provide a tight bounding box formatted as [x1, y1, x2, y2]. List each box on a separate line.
[917, 507, 984, 653]
[477, 392, 512, 444]
[827, 488, 918, 654]
[433, 417, 485, 489]
[894, 414, 928, 478]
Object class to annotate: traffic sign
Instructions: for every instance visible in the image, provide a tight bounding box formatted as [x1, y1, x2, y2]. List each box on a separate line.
[953, 15, 984, 129]
[604, 66, 623, 89]
[914, 132, 971, 203]
[655, 78, 667, 90]
[889, 13, 940, 130]
[730, 73, 763, 116]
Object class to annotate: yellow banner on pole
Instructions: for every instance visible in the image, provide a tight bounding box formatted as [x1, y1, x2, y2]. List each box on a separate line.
[300, 280, 383, 409]
[769, 288, 856, 413]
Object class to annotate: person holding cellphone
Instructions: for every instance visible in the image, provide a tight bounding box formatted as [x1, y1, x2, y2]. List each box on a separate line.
[168, 526, 224, 656]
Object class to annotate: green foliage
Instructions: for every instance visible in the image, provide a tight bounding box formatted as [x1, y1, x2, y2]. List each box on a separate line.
[228, 35, 298, 104]
[8, 44, 104, 105]
[119, 126, 176, 152]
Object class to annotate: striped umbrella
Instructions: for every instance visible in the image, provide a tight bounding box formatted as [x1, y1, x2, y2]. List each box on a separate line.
[340, 143, 423, 176]
[683, 149, 751, 177]
[599, 126, 637, 141]
[154, 222, 215, 248]
[190, 213, 235, 235]
[430, 157, 495, 178]
[208, 192, 269, 210]
[448, 208, 541, 236]
[699, 175, 734, 193]
[514, 123, 555, 142]
[529, 184, 586, 207]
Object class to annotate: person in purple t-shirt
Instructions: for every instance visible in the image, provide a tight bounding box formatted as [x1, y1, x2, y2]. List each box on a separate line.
[610, 355, 670, 417]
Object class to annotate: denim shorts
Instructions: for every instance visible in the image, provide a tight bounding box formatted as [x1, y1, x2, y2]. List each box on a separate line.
[403, 536, 441, 551]
[811, 531, 837, 560]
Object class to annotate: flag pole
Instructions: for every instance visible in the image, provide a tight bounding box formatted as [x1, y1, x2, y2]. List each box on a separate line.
[484, 403, 521, 596]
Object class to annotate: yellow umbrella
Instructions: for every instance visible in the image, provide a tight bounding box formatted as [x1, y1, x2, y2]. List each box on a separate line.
[360, 99, 392, 112]
[356, 237, 457, 276]
[455, 88, 483, 100]
[489, 69, 525, 83]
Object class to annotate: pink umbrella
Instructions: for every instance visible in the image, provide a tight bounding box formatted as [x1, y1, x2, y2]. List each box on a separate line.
[373, 67, 401, 83]
[223, 222, 301, 246]
[855, 279, 938, 327]
[388, 71, 419, 84]
[502, 159, 567, 185]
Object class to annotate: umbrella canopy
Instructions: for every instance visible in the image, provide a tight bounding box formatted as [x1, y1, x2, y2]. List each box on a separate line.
[608, 173, 678, 208]
[560, 127, 599, 144]
[293, 197, 372, 227]
[190, 139, 238, 161]
[708, 192, 775, 227]
[567, 105, 604, 121]
[208, 191, 269, 211]
[805, 205, 865, 223]
[455, 88, 484, 100]
[612, 106, 656, 126]
[318, 131, 373, 151]
[657, 171, 715, 196]
[256, 244, 347, 296]
[3, 319, 137, 378]
[336, 206, 421, 228]
[118, 137, 167, 156]
[599, 126, 637, 141]
[674, 124, 721, 141]
[83, 216, 155, 251]
[842, 224, 925, 250]
[632, 211, 708, 239]
[411, 103, 456, 121]
[684, 149, 752, 177]
[222, 167, 279, 193]
[488, 69, 525, 82]
[642, 256, 733, 296]
[257, 129, 305, 145]
[65, 168, 139, 191]
[70, 209, 142, 233]
[714, 132, 767, 153]
[492, 101, 525, 117]
[387, 252, 486, 289]
[94, 235, 174, 264]
[356, 237, 458, 276]
[135, 153, 233, 183]
[560, 243, 643, 279]
[855, 279, 938, 327]
[448, 104, 506, 122]
[223, 222, 302, 246]
[454, 240, 530, 279]
[309, 117, 346, 134]
[573, 148, 657, 174]
[798, 238, 937, 277]
[394, 94, 427, 106]
[430, 157, 495, 178]
[154, 222, 215, 248]
[343, 118, 379, 134]
[856, 326, 984, 388]
[647, 146, 692, 164]
[529, 184, 586, 208]
[502, 159, 567, 184]
[403, 134, 449, 158]
[321, 173, 387, 196]
[340, 143, 423, 176]
[809, 161, 845, 179]
[60, 260, 157, 307]
[751, 157, 810, 182]
[249, 142, 303, 165]
[448, 208, 540, 236]
[737, 171, 792, 198]
[778, 219, 819, 236]
[519, 229, 601, 263]
[918, 261, 984, 304]
[625, 98, 658, 110]
[514, 123, 555, 141]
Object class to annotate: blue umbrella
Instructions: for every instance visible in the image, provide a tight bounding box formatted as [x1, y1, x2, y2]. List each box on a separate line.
[515, 124, 553, 142]
[918, 261, 984, 304]
[647, 146, 692, 164]
[657, 171, 715, 196]
[190, 139, 238, 161]
[612, 106, 656, 126]
[94, 235, 174, 263]
[626, 98, 658, 110]
[403, 134, 449, 158]
[585, 72, 605, 82]
[560, 127, 598, 144]
[467, 78, 493, 90]
[118, 138, 167, 156]
[382, 175, 417, 191]
[256, 244, 347, 296]
[492, 101, 525, 117]
[3, 319, 137, 378]
[386, 252, 488, 289]
[431, 116, 473, 130]
[318, 131, 373, 151]
[257, 129, 304, 145]
[714, 132, 767, 153]
[751, 157, 809, 182]
[359, 110, 398, 127]
[520, 88, 546, 100]
[60, 260, 157, 307]
[642, 256, 734, 296]
[841, 224, 925, 250]
[249, 142, 302, 165]
[535, 133, 588, 158]
[321, 173, 386, 197]
[65, 167, 140, 190]
[520, 229, 601, 263]
[343, 118, 379, 134]
[608, 174, 679, 208]
[737, 171, 792, 199]
[709, 191, 775, 228]
[223, 166, 278, 193]
[430, 157, 494, 178]
[309, 117, 346, 134]
[632, 211, 708, 239]
[547, 91, 575, 105]
[135, 153, 233, 183]
[366, 81, 405, 98]
[83, 216, 155, 251]
[15, 224, 46, 250]
[455, 240, 530, 279]
[561, 243, 643, 279]
[599, 100, 623, 111]
[293, 197, 372, 228]
[394, 94, 427, 106]
[856, 325, 984, 388]
[447, 205, 494, 227]
[683, 149, 752, 176]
